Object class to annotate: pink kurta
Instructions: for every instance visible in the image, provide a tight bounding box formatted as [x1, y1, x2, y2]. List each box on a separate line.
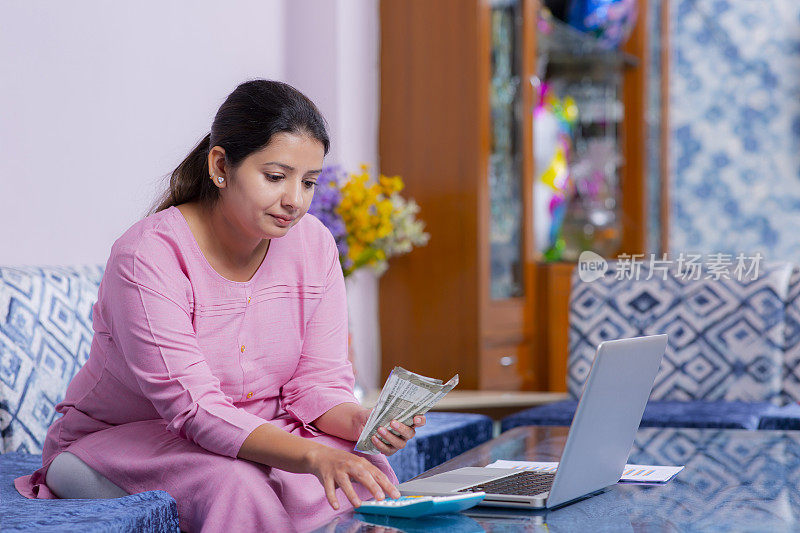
[14, 205, 396, 532]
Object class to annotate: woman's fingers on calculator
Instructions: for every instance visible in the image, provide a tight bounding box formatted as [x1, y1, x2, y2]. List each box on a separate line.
[322, 476, 339, 510]
[336, 472, 363, 508]
[355, 461, 401, 502]
[373, 466, 401, 499]
[311, 446, 400, 510]
[353, 467, 384, 503]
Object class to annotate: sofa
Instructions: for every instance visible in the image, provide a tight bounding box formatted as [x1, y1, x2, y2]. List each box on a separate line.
[502, 259, 800, 433]
[0, 265, 491, 531]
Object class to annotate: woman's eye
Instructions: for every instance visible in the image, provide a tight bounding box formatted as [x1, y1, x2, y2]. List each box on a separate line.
[266, 173, 283, 181]
[303, 181, 317, 190]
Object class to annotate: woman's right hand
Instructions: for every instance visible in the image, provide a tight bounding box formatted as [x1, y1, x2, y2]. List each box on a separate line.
[306, 444, 401, 510]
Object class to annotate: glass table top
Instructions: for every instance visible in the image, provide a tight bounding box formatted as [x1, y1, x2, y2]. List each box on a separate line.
[315, 426, 800, 532]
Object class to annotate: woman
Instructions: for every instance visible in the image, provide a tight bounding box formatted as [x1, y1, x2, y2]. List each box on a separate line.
[14, 79, 424, 532]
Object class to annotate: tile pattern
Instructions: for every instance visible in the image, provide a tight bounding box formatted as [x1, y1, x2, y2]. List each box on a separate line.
[668, 0, 800, 260]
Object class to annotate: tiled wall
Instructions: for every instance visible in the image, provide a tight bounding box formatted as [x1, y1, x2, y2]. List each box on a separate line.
[666, 0, 800, 260]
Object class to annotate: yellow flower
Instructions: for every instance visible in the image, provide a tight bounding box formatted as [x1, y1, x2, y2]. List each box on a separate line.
[354, 210, 370, 226]
[349, 242, 364, 261]
[377, 200, 393, 217]
[338, 197, 352, 212]
[331, 163, 426, 276]
[351, 187, 365, 204]
[379, 175, 404, 195]
[377, 224, 392, 239]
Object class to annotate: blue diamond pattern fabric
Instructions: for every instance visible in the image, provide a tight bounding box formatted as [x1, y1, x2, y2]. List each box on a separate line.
[1, 452, 179, 532]
[781, 267, 800, 403]
[0, 266, 104, 454]
[568, 261, 792, 404]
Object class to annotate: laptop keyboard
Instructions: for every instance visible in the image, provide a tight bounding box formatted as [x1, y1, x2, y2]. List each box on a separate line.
[458, 471, 556, 496]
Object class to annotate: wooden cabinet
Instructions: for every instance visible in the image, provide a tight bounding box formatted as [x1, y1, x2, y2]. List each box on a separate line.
[378, 0, 653, 390]
[480, 343, 528, 390]
[538, 262, 574, 392]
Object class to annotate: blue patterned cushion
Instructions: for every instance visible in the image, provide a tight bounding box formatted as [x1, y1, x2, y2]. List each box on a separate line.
[387, 412, 493, 482]
[758, 403, 800, 430]
[0, 266, 104, 454]
[1, 452, 179, 532]
[781, 268, 800, 403]
[568, 261, 791, 404]
[500, 400, 774, 432]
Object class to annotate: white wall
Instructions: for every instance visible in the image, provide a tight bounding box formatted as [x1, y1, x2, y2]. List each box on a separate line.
[284, 0, 382, 390]
[2, 0, 382, 267]
[1, 0, 288, 265]
[284, 0, 380, 173]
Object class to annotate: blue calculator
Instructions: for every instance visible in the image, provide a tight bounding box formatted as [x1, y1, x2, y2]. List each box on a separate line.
[356, 492, 485, 518]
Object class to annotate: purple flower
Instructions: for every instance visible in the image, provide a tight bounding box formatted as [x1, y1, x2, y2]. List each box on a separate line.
[309, 165, 349, 264]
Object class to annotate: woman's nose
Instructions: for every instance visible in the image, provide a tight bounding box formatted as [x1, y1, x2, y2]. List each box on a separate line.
[282, 179, 303, 210]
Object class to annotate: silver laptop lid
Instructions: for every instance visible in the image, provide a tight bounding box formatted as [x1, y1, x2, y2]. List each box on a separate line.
[546, 334, 667, 508]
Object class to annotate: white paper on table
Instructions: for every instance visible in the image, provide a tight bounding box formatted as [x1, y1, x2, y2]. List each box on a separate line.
[486, 460, 684, 484]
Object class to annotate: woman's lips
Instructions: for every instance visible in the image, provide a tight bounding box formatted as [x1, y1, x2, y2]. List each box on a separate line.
[269, 214, 294, 227]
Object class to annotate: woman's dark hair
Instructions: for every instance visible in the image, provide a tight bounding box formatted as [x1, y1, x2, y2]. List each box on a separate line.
[147, 79, 329, 215]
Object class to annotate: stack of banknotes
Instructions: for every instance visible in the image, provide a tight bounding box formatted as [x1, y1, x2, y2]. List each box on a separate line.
[355, 366, 459, 454]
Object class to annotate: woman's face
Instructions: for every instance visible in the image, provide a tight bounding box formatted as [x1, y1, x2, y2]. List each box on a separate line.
[219, 131, 325, 240]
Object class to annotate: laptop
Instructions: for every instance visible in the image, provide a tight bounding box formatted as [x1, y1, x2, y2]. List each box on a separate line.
[398, 334, 668, 509]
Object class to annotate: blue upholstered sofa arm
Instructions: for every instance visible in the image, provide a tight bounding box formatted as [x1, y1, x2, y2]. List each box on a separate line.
[501, 400, 777, 433]
[1, 453, 180, 533]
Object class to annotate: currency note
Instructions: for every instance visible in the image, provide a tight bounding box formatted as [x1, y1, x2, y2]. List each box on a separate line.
[355, 367, 459, 454]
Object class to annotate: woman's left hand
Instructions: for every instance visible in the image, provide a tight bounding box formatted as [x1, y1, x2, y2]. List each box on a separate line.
[370, 415, 426, 456]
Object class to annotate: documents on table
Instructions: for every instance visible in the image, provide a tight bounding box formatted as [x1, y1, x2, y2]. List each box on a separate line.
[486, 460, 684, 483]
[355, 367, 459, 454]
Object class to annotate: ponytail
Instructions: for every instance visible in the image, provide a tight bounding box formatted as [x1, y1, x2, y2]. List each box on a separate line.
[147, 133, 216, 216]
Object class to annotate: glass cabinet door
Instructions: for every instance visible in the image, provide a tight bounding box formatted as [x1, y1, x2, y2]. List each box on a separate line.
[489, 0, 524, 300]
[532, 10, 633, 262]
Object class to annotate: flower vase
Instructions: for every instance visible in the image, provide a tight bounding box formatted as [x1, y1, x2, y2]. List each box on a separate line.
[344, 268, 381, 398]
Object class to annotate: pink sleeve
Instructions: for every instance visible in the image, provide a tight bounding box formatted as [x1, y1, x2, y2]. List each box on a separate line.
[280, 231, 359, 428]
[104, 242, 267, 458]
